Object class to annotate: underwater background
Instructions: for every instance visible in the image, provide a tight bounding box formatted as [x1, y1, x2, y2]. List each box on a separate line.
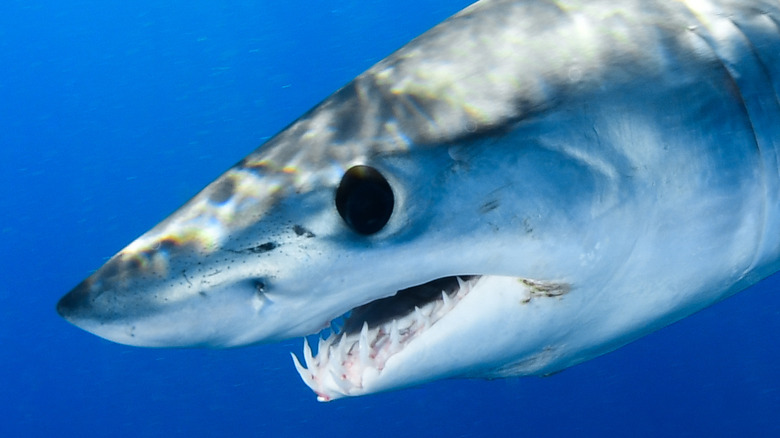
[1, 1, 778, 436]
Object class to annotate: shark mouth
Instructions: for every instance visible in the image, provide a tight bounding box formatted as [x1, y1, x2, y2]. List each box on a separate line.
[292, 275, 481, 401]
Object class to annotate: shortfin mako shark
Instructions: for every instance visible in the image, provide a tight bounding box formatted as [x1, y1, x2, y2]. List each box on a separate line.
[58, 0, 780, 401]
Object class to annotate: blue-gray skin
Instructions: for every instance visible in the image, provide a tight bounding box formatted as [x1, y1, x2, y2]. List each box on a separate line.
[58, 0, 780, 401]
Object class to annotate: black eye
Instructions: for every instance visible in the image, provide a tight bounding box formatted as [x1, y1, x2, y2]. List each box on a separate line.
[335, 165, 394, 235]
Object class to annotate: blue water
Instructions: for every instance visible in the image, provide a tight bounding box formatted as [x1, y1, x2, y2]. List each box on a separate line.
[2, 1, 778, 436]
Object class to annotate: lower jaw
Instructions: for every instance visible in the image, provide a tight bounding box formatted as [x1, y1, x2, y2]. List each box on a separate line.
[292, 275, 482, 400]
[292, 274, 573, 400]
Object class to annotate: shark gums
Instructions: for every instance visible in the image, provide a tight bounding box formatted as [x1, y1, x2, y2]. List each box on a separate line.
[58, 0, 780, 401]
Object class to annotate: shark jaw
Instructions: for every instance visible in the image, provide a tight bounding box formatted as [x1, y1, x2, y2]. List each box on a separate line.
[293, 276, 480, 402]
[292, 275, 570, 401]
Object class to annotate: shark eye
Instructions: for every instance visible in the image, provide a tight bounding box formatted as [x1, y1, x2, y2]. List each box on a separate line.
[336, 165, 394, 235]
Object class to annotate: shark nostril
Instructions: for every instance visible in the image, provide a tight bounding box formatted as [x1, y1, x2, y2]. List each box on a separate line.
[251, 278, 273, 310]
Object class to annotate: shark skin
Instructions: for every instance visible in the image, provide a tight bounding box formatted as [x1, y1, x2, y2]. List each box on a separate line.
[58, 0, 780, 401]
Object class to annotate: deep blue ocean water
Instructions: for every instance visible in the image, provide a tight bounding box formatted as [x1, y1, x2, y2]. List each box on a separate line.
[2, 1, 779, 436]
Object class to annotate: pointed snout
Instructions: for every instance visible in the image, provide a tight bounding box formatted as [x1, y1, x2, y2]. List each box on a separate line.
[56, 279, 94, 323]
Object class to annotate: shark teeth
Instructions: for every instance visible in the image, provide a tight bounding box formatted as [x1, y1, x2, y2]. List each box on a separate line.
[291, 276, 479, 401]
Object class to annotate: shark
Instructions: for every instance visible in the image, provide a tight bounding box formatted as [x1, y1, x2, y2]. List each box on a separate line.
[57, 0, 780, 401]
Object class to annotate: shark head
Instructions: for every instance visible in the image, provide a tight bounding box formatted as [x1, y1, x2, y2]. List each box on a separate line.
[58, 0, 780, 401]
[57, 101, 590, 399]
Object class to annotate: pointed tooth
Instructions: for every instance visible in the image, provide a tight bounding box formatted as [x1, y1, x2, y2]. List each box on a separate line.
[291, 352, 316, 390]
[415, 306, 431, 329]
[325, 335, 339, 360]
[318, 335, 328, 358]
[291, 351, 307, 372]
[359, 322, 370, 364]
[335, 333, 347, 359]
[457, 276, 474, 298]
[414, 306, 424, 328]
[442, 290, 453, 308]
[390, 319, 400, 348]
[303, 337, 315, 368]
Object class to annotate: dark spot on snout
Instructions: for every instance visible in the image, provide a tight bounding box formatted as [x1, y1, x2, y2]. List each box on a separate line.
[129, 250, 145, 273]
[248, 242, 278, 253]
[92, 252, 146, 282]
[293, 225, 315, 238]
[208, 177, 236, 204]
[480, 200, 500, 214]
[158, 238, 179, 252]
[228, 242, 280, 255]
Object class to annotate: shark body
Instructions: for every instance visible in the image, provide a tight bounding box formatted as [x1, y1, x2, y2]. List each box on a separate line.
[58, 0, 780, 401]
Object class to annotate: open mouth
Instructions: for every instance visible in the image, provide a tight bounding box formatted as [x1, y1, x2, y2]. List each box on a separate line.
[292, 275, 481, 401]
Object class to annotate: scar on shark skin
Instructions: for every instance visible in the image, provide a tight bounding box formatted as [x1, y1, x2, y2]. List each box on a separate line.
[520, 279, 571, 304]
[480, 199, 500, 214]
[293, 225, 316, 238]
[225, 242, 280, 255]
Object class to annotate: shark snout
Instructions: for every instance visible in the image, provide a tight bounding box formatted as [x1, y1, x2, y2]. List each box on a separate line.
[56, 279, 93, 322]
